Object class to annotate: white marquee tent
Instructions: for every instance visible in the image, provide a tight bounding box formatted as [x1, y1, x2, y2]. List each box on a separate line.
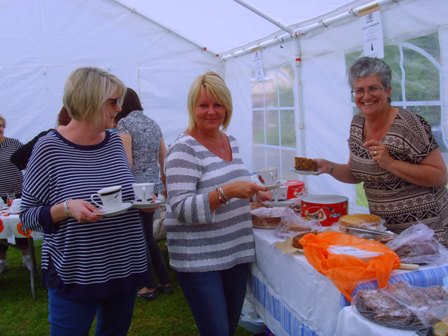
[1, 0, 447, 210]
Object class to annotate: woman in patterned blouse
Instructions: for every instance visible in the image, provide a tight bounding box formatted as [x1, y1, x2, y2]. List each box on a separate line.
[116, 87, 173, 300]
[315, 57, 448, 246]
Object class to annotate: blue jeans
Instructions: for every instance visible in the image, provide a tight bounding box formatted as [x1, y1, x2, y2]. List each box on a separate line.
[176, 263, 250, 336]
[48, 287, 137, 336]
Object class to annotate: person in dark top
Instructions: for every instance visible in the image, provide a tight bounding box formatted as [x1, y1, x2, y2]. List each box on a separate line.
[10, 107, 71, 170]
[0, 115, 29, 273]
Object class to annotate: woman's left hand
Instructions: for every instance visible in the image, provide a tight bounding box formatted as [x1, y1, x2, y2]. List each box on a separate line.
[363, 140, 393, 169]
[256, 190, 272, 203]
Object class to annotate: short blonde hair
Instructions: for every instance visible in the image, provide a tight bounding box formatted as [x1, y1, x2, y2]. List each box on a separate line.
[187, 71, 233, 131]
[63, 67, 126, 123]
[0, 115, 5, 128]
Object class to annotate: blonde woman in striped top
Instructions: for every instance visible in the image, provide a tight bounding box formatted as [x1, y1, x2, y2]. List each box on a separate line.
[165, 71, 270, 336]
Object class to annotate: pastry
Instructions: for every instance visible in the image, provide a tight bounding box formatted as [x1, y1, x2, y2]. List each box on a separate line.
[294, 157, 317, 171]
[339, 214, 382, 227]
[292, 231, 311, 249]
[338, 214, 382, 233]
[355, 282, 448, 331]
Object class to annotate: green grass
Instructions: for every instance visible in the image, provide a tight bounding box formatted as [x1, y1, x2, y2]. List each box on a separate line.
[0, 241, 254, 336]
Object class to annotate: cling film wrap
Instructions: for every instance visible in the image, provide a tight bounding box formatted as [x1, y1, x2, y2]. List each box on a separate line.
[353, 281, 448, 335]
[300, 231, 400, 301]
[386, 223, 448, 265]
[274, 207, 322, 239]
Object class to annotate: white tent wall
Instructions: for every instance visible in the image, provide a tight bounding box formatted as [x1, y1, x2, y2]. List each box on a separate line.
[225, 0, 448, 210]
[0, 0, 446, 213]
[0, 0, 220, 145]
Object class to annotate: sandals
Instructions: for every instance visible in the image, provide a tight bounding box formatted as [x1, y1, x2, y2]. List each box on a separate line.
[137, 288, 159, 300]
[156, 283, 174, 294]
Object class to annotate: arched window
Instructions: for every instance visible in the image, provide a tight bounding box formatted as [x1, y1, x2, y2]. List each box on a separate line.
[251, 65, 296, 181]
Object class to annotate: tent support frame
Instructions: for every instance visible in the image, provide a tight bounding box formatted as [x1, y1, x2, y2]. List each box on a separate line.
[222, 0, 402, 60]
[233, 0, 294, 36]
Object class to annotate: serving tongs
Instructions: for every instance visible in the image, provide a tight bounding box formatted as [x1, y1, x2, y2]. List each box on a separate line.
[345, 226, 420, 270]
[345, 225, 396, 237]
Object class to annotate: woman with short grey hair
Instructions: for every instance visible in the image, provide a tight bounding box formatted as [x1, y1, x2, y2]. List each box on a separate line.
[315, 56, 448, 246]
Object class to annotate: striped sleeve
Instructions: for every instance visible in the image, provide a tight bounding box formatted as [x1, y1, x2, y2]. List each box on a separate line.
[166, 139, 213, 224]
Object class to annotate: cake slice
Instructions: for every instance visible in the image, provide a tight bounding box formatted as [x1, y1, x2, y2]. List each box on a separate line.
[294, 157, 317, 171]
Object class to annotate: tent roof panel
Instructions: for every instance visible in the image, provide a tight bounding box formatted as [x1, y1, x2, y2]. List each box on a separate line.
[116, 0, 367, 55]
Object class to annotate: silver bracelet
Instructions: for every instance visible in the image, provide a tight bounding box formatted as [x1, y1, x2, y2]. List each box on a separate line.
[216, 187, 230, 204]
[328, 162, 335, 174]
[63, 199, 73, 218]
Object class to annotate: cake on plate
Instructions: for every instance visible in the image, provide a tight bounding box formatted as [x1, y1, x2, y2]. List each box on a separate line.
[294, 157, 317, 171]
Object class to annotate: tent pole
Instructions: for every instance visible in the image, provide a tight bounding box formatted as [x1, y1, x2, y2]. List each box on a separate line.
[294, 40, 307, 162]
[233, 0, 294, 35]
[223, 0, 401, 60]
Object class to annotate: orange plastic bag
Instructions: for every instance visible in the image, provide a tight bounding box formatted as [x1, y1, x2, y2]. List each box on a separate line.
[300, 231, 400, 301]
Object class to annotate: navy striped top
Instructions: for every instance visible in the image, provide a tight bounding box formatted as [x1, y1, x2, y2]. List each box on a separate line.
[0, 137, 24, 197]
[164, 134, 255, 272]
[20, 130, 147, 300]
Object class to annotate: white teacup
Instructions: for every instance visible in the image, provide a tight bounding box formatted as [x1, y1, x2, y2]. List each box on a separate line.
[273, 185, 288, 201]
[132, 183, 155, 203]
[90, 186, 122, 211]
[256, 167, 278, 186]
[11, 198, 22, 213]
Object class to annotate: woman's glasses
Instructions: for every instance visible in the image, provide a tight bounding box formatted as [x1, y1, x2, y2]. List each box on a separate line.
[351, 86, 384, 97]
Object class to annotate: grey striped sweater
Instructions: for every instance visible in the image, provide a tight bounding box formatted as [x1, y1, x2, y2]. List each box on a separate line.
[165, 134, 255, 272]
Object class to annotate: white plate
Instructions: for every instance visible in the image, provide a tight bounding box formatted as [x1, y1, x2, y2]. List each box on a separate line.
[264, 199, 299, 207]
[291, 168, 319, 176]
[99, 202, 133, 217]
[132, 199, 165, 209]
[252, 225, 277, 230]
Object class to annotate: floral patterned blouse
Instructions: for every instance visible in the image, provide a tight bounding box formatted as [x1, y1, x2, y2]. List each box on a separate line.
[117, 110, 164, 194]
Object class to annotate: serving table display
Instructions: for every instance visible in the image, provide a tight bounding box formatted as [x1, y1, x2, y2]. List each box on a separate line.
[248, 228, 448, 336]
[0, 211, 43, 299]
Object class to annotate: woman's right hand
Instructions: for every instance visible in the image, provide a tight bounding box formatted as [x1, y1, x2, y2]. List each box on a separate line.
[224, 181, 268, 199]
[62, 199, 103, 223]
[314, 158, 333, 174]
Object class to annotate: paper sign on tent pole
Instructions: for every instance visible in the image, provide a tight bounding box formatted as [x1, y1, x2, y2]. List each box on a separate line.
[360, 6, 384, 59]
[253, 49, 265, 81]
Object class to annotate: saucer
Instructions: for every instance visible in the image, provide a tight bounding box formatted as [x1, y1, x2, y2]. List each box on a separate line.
[264, 182, 284, 190]
[132, 199, 165, 209]
[264, 199, 297, 207]
[291, 168, 319, 176]
[99, 202, 133, 217]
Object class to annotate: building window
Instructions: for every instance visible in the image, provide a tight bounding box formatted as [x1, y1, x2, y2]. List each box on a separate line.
[251, 65, 296, 181]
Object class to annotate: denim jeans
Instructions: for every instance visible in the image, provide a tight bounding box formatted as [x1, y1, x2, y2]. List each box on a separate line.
[48, 287, 136, 336]
[176, 263, 250, 336]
